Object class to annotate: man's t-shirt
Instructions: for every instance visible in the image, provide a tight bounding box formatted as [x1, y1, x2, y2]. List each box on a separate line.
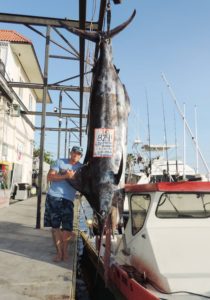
[47, 159, 82, 201]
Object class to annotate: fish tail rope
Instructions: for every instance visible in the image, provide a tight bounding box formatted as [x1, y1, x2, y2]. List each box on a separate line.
[103, 213, 112, 287]
[93, 208, 113, 287]
[78, 197, 95, 238]
[79, 196, 91, 223]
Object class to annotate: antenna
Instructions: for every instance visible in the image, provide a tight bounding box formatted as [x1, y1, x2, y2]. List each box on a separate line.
[161, 73, 210, 176]
[162, 95, 169, 176]
[194, 105, 199, 174]
[173, 110, 178, 174]
[183, 103, 186, 180]
[145, 89, 152, 175]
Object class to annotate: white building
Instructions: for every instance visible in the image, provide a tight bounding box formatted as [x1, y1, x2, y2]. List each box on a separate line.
[0, 30, 50, 206]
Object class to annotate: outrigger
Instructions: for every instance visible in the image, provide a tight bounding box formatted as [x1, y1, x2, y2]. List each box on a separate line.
[81, 181, 210, 300]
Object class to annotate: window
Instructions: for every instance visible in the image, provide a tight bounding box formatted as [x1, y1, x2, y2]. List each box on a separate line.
[131, 194, 150, 235]
[156, 193, 210, 218]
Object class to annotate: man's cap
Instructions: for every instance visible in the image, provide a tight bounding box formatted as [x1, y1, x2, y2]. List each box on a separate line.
[71, 146, 83, 155]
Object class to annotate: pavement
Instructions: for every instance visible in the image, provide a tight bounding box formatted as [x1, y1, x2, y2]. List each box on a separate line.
[0, 195, 79, 300]
[0, 188, 10, 209]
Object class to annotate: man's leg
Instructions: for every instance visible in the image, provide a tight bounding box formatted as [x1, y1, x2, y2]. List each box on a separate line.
[44, 195, 63, 262]
[52, 228, 63, 262]
[61, 200, 74, 261]
[62, 230, 72, 261]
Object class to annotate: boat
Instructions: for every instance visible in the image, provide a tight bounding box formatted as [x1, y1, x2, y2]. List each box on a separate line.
[126, 143, 207, 184]
[80, 181, 210, 300]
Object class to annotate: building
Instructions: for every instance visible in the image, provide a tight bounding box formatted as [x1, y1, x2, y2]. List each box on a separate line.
[0, 30, 50, 206]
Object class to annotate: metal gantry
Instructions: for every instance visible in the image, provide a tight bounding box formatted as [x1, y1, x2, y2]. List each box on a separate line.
[0, 0, 119, 228]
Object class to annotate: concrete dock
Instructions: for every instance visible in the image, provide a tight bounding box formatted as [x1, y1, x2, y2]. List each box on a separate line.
[0, 195, 79, 300]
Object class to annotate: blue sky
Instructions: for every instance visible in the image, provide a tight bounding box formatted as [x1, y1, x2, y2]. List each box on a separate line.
[1, 0, 210, 174]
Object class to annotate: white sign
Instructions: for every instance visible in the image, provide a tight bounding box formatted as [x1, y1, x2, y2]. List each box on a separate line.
[93, 128, 114, 157]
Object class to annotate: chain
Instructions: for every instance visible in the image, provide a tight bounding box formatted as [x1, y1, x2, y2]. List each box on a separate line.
[106, 0, 111, 33]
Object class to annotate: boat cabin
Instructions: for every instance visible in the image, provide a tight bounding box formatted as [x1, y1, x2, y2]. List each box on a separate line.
[115, 182, 210, 295]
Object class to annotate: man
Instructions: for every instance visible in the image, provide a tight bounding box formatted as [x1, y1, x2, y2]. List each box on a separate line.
[44, 146, 83, 262]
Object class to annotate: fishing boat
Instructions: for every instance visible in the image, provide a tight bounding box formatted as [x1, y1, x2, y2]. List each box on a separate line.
[126, 143, 207, 184]
[80, 181, 210, 300]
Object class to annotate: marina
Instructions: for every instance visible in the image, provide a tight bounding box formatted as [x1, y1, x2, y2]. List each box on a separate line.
[1, 1, 210, 300]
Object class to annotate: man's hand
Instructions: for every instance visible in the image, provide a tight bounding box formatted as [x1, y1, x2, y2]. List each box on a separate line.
[65, 170, 76, 179]
[47, 169, 76, 182]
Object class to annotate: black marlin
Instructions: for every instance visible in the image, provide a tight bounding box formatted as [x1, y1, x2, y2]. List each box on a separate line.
[64, 10, 136, 227]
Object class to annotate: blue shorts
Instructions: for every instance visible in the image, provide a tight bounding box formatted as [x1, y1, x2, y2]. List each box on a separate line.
[44, 194, 74, 231]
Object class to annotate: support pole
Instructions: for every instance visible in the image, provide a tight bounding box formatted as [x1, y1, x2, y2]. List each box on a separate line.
[57, 90, 63, 159]
[79, 0, 86, 145]
[36, 26, 50, 229]
[68, 131, 71, 151]
[64, 117, 68, 158]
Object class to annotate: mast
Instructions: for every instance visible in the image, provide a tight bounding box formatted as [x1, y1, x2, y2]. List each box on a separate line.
[162, 95, 170, 177]
[194, 105, 199, 174]
[161, 73, 210, 176]
[174, 110, 178, 174]
[145, 90, 152, 175]
[183, 103, 186, 180]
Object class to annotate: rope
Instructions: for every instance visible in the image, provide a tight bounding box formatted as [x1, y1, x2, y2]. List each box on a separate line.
[106, 0, 111, 33]
[103, 213, 112, 287]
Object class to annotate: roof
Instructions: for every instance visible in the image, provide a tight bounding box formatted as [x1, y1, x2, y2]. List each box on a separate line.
[125, 181, 210, 193]
[0, 30, 51, 103]
[141, 144, 175, 151]
[0, 30, 32, 44]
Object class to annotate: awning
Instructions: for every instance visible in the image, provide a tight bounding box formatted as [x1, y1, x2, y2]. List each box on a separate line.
[0, 161, 10, 165]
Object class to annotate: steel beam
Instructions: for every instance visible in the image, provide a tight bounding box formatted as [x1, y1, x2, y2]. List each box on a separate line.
[49, 54, 79, 60]
[8, 82, 90, 92]
[35, 127, 85, 132]
[21, 111, 87, 118]
[0, 12, 98, 30]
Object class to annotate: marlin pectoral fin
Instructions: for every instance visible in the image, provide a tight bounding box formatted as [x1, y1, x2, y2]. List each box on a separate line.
[114, 155, 123, 185]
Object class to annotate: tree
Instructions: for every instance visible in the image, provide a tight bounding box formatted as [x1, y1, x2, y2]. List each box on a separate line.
[33, 148, 54, 165]
[126, 153, 136, 170]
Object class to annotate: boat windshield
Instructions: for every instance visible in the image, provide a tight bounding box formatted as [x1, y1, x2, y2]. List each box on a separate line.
[131, 194, 151, 235]
[156, 192, 210, 218]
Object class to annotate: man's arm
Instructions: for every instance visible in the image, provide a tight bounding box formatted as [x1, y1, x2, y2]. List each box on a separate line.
[47, 169, 75, 182]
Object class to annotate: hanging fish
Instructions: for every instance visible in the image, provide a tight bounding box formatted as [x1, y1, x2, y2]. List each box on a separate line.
[63, 10, 136, 229]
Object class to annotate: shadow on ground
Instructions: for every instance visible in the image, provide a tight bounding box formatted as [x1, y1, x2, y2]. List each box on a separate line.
[0, 221, 72, 269]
